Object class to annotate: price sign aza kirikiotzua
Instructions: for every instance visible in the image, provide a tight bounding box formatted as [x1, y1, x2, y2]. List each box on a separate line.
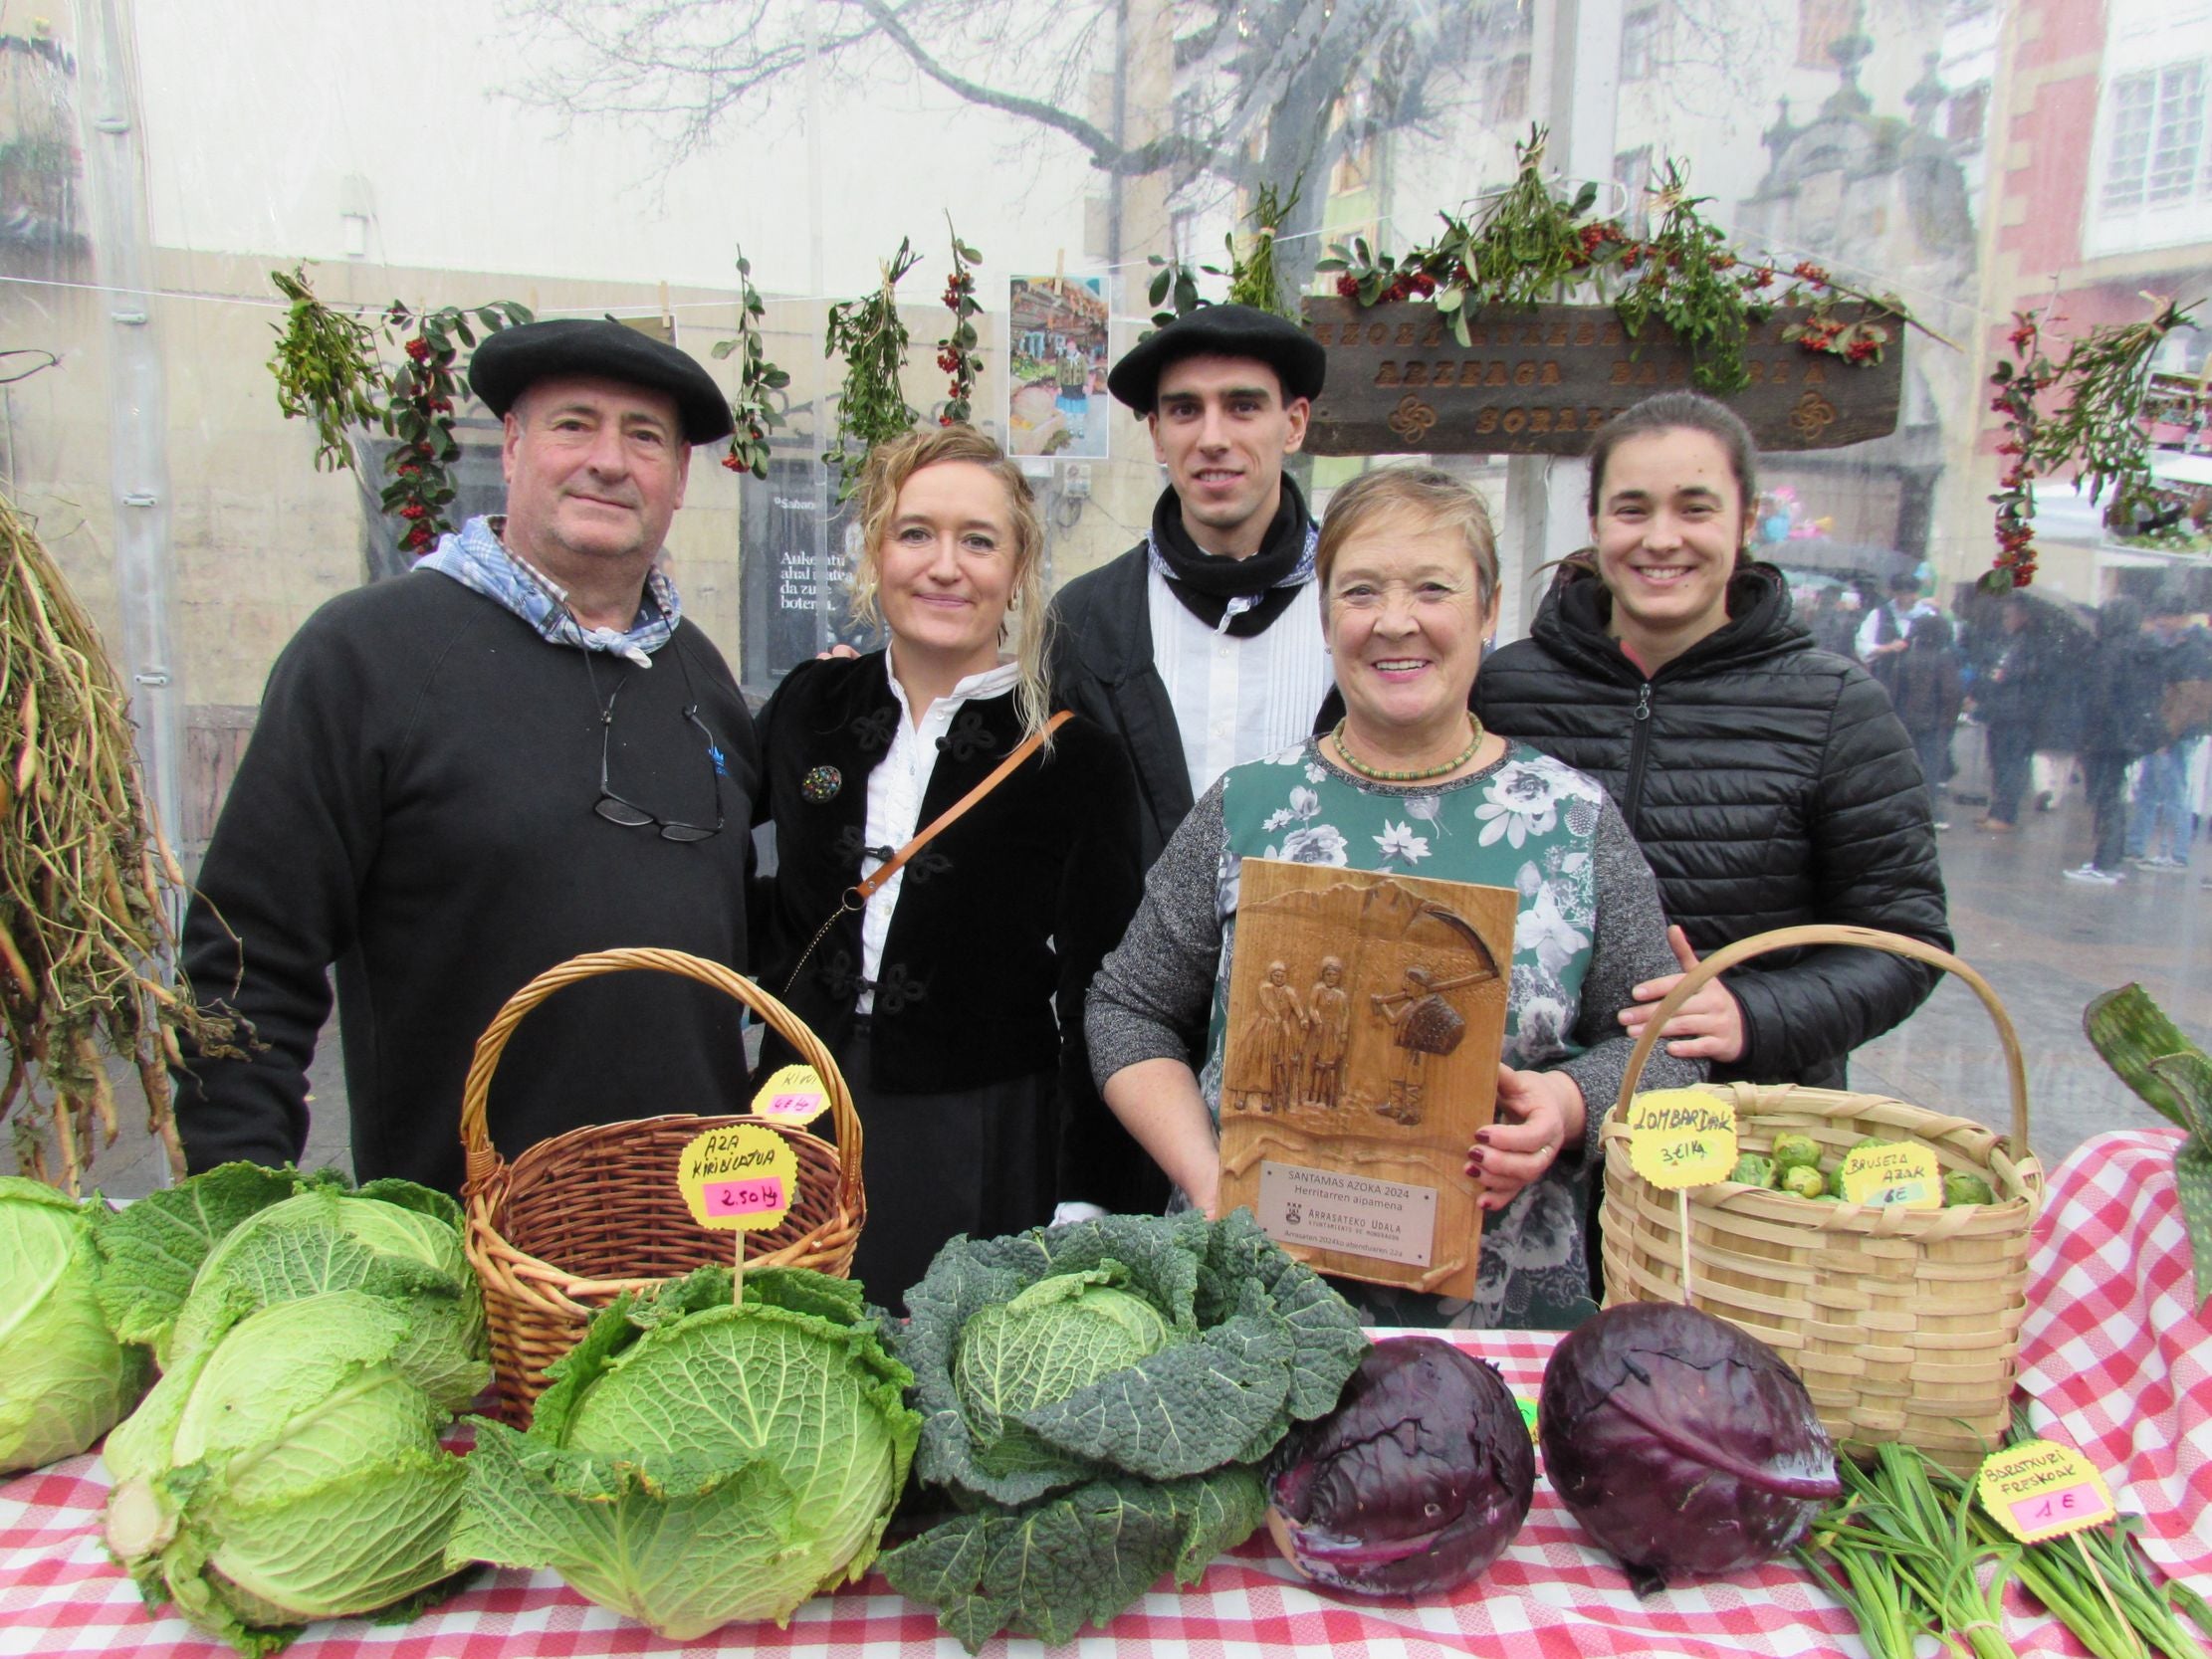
[1838, 1141, 1943, 1210]
[1217, 860, 1517, 1304]
[678, 1123, 798, 1300]
[1297, 298, 1903, 458]
[1976, 1440, 2117, 1545]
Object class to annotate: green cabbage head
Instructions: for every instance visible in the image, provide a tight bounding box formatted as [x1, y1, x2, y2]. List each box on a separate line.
[0, 1177, 148, 1474]
[451, 1266, 921, 1642]
[101, 1289, 469, 1657]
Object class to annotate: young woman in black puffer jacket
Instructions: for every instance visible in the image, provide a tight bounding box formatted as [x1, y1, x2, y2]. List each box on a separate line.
[1474, 392, 1951, 1097]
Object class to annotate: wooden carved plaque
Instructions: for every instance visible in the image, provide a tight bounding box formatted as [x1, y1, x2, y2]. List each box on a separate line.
[1217, 858, 1517, 1302]
[1297, 297, 1902, 456]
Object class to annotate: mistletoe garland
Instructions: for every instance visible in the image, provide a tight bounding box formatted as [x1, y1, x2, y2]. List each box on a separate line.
[265, 267, 532, 556]
[824, 237, 923, 494]
[1984, 296, 2201, 590]
[712, 247, 792, 480]
[934, 220, 985, 427]
[1315, 128, 1936, 395]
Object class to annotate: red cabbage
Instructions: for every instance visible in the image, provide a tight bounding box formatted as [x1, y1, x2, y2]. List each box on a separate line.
[1539, 1302, 1841, 1592]
[1265, 1337, 1534, 1597]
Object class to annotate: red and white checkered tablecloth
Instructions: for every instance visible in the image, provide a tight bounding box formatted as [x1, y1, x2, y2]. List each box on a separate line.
[25, 1125, 2210, 1659]
[2015, 1127, 2212, 1597]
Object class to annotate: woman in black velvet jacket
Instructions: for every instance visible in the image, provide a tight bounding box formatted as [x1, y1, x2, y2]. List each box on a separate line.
[751, 426, 1145, 1310]
[1473, 392, 1950, 1095]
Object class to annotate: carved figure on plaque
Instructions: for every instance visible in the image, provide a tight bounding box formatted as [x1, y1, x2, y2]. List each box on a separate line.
[1306, 956, 1350, 1113]
[1239, 960, 1308, 1113]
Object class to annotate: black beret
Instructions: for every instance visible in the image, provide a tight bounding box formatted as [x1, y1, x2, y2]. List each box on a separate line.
[468, 318, 734, 445]
[1106, 303, 1326, 415]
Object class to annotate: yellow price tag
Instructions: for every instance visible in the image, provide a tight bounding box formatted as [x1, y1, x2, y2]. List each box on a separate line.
[678, 1123, 798, 1233]
[1977, 1440, 2116, 1544]
[1839, 1141, 1943, 1209]
[1626, 1090, 1738, 1189]
[751, 1063, 830, 1129]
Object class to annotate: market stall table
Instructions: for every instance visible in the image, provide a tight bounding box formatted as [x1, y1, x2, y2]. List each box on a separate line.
[4, 1130, 2201, 1658]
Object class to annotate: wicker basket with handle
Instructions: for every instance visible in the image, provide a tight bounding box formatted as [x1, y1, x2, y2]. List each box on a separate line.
[459, 946, 864, 1425]
[1599, 924, 2044, 1473]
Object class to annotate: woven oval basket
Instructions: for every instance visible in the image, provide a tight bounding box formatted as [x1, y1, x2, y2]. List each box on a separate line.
[459, 946, 864, 1425]
[1599, 925, 2044, 1473]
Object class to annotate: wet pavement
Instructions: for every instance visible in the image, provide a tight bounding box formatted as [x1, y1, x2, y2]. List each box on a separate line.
[16, 787, 2207, 1199]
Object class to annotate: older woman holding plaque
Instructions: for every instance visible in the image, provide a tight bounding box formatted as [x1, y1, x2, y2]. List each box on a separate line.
[1085, 467, 1700, 1330]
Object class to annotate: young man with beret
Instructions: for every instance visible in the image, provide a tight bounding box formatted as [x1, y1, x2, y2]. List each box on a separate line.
[1046, 304, 1329, 868]
[176, 319, 762, 1195]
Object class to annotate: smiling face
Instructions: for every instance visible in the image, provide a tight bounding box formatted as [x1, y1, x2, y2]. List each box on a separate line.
[1323, 508, 1494, 750]
[1148, 353, 1309, 558]
[873, 460, 1018, 684]
[501, 375, 689, 582]
[1590, 427, 1747, 667]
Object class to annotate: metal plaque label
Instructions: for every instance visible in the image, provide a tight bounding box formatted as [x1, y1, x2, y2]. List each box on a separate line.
[1256, 1159, 1438, 1268]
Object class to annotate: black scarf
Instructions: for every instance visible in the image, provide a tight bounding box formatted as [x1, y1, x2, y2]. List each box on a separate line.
[1149, 474, 1314, 637]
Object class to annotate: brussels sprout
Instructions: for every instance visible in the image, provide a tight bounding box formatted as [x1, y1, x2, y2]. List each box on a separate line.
[1771, 1135, 1822, 1172]
[1780, 1164, 1827, 1200]
[1728, 1153, 1776, 1188]
[1942, 1171, 1996, 1207]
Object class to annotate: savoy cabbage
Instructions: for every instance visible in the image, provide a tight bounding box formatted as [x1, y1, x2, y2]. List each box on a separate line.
[883, 1209, 1368, 1648]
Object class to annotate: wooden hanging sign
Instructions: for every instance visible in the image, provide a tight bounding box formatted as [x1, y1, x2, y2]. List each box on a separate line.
[1218, 859, 1516, 1302]
[1297, 298, 1902, 456]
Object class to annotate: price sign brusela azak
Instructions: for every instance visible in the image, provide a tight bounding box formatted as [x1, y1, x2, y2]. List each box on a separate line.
[1297, 298, 1903, 457]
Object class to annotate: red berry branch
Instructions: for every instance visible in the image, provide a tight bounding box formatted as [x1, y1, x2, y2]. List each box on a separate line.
[712, 246, 791, 480]
[936, 219, 984, 427]
[266, 267, 532, 559]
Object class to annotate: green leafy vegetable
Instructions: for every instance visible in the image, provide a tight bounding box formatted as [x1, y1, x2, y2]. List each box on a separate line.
[450, 1266, 919, 1642]
[885, 1210, 1367, 1650]
[101, 1290, 470, 1657]
[0, 1177, 149, 1473]
[163, 1182, 487, 1409]
[881, 1467, 1267, 1649]
[2083, 983, 2212, 1306]
[91, 1162, 332, 1356]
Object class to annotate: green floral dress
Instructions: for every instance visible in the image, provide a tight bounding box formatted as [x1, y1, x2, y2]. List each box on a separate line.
[1204, 739, 1614, 1329]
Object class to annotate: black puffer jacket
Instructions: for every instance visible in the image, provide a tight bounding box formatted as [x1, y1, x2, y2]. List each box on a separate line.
[1473, 562, 1950, 1090]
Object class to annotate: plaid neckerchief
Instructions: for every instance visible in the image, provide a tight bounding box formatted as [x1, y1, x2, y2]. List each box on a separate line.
[418, 516, 682, 666]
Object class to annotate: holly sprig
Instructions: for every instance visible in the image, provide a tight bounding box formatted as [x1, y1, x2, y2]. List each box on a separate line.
[266, 266, 531, 557]
[1315, 129, 1933, 394]
[711, 246, 791, 480]
[824, 238, 923, 494]
[934, 220, 985, 427]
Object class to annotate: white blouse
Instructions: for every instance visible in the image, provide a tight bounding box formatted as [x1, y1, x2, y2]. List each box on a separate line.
[855, 648, 1023, 1014]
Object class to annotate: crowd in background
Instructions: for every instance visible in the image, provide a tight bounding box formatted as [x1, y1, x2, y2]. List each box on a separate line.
[1792, 574, 2212, 887]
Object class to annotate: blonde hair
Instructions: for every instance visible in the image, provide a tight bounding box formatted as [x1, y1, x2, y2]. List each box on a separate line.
[846, 425, 1054, 744]
[1314, 465, 1499, 609]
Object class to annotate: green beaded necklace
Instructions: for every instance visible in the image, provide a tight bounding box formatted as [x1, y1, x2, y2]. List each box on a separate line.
[1330, 713, 1485, 783]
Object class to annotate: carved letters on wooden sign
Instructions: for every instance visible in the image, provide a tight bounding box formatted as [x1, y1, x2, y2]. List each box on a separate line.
[1218, 859, 1518, 1303]
[1297, 297, 1903, 456]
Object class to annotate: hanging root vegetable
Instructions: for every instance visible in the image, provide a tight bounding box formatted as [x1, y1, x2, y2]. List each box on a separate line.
[0, 490, 241, 1191]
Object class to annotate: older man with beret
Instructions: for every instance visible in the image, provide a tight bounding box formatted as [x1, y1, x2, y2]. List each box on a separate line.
[1047, 305, 1329, 869]
[176, 319, 760, 1194]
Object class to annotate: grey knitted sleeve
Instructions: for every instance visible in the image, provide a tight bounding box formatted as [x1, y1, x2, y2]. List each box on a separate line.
[1554, 796, 1707, 1162]
[1086, 781, 1231, 1087]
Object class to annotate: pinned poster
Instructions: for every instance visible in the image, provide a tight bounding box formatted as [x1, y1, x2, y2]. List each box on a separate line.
[1839, 1141, 1943, 1210]
[1976, 1440, 2116, 1545]
[678, 1123, 798, 1234]
[752, 1063, 830, 1130]
[1626, 1090, 1739, 1190]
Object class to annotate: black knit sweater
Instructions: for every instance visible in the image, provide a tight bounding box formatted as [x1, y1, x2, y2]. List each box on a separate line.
[175, 572, 761, 1194]
[1472, 563, 1950, 1090]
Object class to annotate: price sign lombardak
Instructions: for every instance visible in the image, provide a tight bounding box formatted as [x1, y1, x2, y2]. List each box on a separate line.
[1627, 1090, 1739, 1190]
